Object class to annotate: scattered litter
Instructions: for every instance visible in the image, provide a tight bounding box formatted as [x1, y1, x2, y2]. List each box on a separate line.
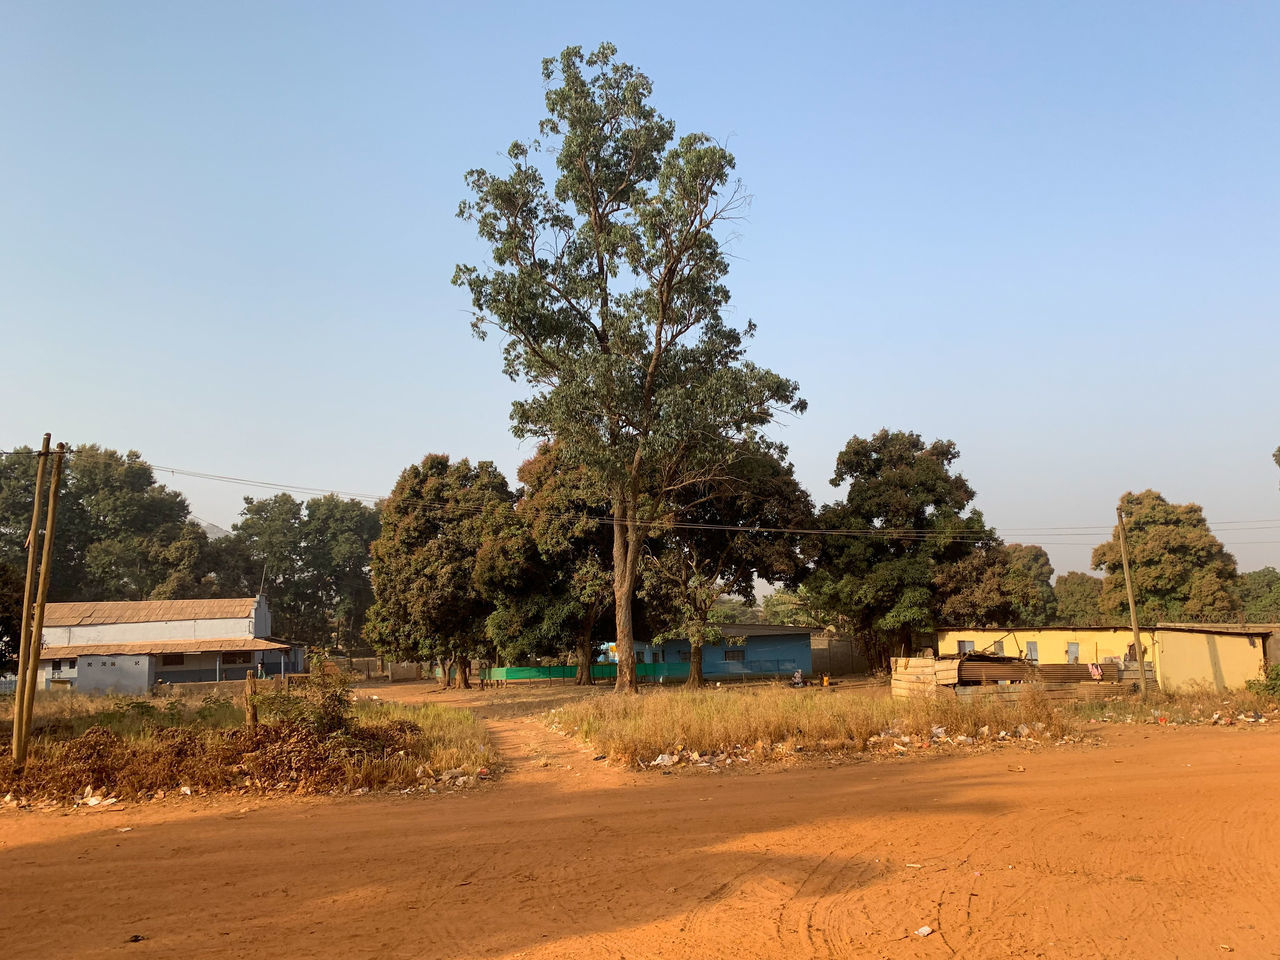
[179, 786, 192, 796]
[653, 754, 677, 767]
[915, 926, 933, 938]
[904, 863, 923, 869]
[116, 827, 133, 833]
[1008, 765, 1026, 773]
[592, 755, 607, 762]
[126, 935, 147, 943]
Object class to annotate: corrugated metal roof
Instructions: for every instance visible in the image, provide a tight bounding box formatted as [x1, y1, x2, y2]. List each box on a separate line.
[43, 598, 259, 627]
[39, 637, 288, 657]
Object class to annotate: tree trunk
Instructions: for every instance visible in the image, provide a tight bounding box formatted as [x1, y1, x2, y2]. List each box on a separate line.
[458, 660, 472, 689]
[440, 658, 453, 690]
[612, 494, 639, 693]
[575, 622, 596, 686]
[685, 641, 704, 688]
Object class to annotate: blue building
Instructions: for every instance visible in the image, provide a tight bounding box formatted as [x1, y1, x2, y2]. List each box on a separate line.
[633, 623, 815, 679]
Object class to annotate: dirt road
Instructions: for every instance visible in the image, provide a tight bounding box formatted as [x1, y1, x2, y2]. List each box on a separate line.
[3, 695, 1278, 959]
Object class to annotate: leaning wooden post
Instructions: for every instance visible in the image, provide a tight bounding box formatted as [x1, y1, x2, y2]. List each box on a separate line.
[10, 434, 50, 761]
[15, 443, 64, 767]
[1116, 505, 1149, 700]
[244, 670, 258, 732]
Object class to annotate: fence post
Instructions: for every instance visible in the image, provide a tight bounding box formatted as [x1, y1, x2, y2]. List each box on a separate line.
[244, 671, 258, 732]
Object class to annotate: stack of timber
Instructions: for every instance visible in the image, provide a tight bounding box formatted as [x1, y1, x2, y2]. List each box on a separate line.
[890, 657, 953, 698]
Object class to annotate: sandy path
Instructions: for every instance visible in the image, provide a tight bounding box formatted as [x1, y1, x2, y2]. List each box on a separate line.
[2, 711, 1278, 959]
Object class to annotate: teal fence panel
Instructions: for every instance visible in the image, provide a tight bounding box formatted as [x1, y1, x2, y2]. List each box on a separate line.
[481, 659, 801, 682]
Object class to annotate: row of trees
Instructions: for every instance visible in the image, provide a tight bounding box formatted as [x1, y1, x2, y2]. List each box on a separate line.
[364, 426, 1272, 679]
[365, 41, 1278, 684]
[0, 445, 379, 666]
[364, 441, 813, 687]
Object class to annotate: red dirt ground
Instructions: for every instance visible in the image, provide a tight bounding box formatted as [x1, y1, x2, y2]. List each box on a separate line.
[3, 683, 1278, 960]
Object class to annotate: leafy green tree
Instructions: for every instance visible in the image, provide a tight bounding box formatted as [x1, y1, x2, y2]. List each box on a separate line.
[1053, 571, 1111, 625]
[366, 455, 514, 688]
[804, 430, 994, 670]
[1092, 490, 1240, 623]
[760, 587, 823, 627]
[1005, 544, 1057, 626]
[1239, 567, 1280, 622]
[454, 43, 804, 691]
[0, 561, 22, 672]
[476, 443, 614, 684]
[642, 447, 813, 686]
[301, 495, 381, 650]
[0, 445, 213, 602]
[933, 544, 1040, 628]
[213, 493, 380, 648]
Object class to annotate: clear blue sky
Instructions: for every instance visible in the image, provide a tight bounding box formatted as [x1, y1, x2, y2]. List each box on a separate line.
[3, 1, 1278, 577]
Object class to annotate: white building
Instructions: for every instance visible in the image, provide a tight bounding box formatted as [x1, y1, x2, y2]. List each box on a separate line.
[38, 596, 299, 694]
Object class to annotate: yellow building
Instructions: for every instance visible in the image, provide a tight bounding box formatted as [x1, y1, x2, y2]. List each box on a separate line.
[934, 626, 1270, 693]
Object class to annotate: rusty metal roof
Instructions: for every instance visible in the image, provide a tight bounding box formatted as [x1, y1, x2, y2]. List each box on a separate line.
[39, 637, 288, 658]
[43, 598, 260, 627]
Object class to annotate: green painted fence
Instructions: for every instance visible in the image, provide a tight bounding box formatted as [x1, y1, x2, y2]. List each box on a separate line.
[481, 660, 799, 683]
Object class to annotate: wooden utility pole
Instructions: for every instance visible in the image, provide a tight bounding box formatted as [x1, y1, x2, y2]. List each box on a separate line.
[14, 444, 65, 768]
[10, 434, 50, 762]
[1116, 505, 1148, 699]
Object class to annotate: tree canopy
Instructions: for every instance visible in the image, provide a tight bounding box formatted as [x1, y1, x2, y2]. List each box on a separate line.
[475, 443, 614, 683]
[1239, 567, 1280, 623]
[454, 43, 803, 691]
[366, 455, 514, 687]
[1005, 544, 1057, 626]
[642, 446, 814, 685]
[213, 493, 380, 648]
[1052, 571, 1111, 626]
[804, 430, 1001, 668]
[0, 445, 213, 603]
[1091, 490, 1240, 623]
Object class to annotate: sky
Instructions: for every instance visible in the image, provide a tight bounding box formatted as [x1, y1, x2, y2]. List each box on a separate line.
[2, 1, 1278, 578]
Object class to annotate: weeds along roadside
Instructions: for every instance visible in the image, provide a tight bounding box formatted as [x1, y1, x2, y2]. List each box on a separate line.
[547, 682, 1280, 768]
[0, 675, 494, 805]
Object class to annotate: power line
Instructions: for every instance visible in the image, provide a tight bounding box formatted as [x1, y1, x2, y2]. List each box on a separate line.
[145, 461, 1280, 546]
[7, 449, 1279, 547]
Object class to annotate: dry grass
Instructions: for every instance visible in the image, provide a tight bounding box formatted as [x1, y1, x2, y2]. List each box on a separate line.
[549, 683, 1078, 764]
[1, 688, 493, 803]
[1077, 683, 1280, 725]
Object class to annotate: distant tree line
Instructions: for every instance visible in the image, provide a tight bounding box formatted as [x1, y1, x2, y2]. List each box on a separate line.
[0, 445, 379, 668]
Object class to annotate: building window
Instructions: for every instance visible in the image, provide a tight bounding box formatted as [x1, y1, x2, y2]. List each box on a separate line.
[724, 648, 746, 662]
[161, 654, 185, 667]
[679, 650, 691, 663]
[957, 641, 975, 654]
[636, 651, 646, 664]
[52, 659, 62, 671]
[1025, 641, 1039, 663]
[67, 658, 76, 669]
[222, 652, 251, 665]
[992, 640, 1005, 656]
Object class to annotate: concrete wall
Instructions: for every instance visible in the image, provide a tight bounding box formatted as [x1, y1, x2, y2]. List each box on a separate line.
[936, 627, 1267, 692]
[936, 628, 1151, 664]
[69, 653, 155, 695]
[811, 637, 869, 677]
[1150, 630, 1266, 693]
